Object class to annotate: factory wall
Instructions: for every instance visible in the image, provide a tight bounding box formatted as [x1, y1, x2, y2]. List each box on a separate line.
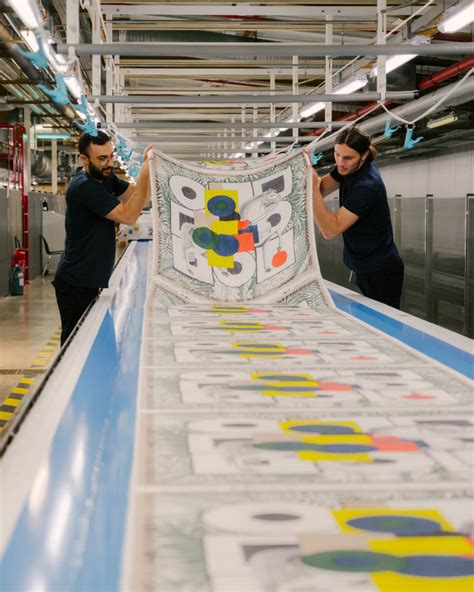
[379, 147, 474, 198]
[0, 189, 65, 297]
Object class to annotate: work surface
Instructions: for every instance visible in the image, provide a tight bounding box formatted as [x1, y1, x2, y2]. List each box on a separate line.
[1, 240, 473, 591]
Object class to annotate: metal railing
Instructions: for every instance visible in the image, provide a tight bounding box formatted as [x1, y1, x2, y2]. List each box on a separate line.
[316, 193, 474, 338]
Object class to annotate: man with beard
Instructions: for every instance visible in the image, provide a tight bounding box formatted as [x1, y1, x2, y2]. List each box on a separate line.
[53, 131, 152, 345]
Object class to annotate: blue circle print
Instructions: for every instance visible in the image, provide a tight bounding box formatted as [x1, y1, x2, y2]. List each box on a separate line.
[208, 195, 236, 217]
[347, 515, 443, 537]
[214, 234, 239, 256]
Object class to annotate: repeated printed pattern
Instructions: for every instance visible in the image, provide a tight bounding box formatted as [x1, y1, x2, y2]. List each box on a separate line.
[123, 152, 474, 591]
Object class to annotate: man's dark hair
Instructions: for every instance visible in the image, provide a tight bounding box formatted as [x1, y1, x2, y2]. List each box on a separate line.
[78, 131, 111, 156]
[335, 126, 377, 160]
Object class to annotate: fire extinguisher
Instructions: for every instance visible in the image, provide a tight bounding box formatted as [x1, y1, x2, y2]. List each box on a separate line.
[12, 236, 27, 269]
[10, 237, 26, 296]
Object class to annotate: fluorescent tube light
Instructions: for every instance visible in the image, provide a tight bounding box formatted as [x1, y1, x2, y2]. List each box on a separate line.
[300, 101, 325, 119]
[8, 0, 41, 29]
[64, 76, 83, 100]
[334, 77, 368, 95]
[372, 54, 417, 77]
[36, 133, 71, 140]
[426, 111, 458, 128]
[300, 76, 367, 119]
[438, 0, 474, 32]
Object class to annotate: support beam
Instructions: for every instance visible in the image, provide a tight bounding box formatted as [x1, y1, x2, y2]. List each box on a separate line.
[66, 0, 80, 45]
[56, 43, 472, 58]
[90, 91, 416, 104]
[112, 121, 346, 129]
[125, 136, 321, 143]
[101, 4, 424, 17]
[51, 140, 58, 195]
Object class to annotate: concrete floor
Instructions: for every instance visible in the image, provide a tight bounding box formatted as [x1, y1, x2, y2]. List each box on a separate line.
[0, 276, 61, 421]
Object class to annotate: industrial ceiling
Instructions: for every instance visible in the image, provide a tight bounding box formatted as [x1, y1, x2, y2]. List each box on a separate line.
[0, 0, 473, 167]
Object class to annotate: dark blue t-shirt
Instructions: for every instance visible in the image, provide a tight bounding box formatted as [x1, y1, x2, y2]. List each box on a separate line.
[56, 170, 129, 288]
[330, 158, 402, 273]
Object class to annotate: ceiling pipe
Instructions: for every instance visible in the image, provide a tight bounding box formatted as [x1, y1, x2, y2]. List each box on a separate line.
[56, 42, 472, 58]
[89, 91, 417, 104]
[308, 55, 474, 137]
[309, 76, 474, 152]
[419, 55, 474, 89]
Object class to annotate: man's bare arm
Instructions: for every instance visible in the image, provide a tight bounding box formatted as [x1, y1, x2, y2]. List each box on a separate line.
[312, 168, 358, 239]
[106, 146, 153, 225]
[319, 172, 340, 198]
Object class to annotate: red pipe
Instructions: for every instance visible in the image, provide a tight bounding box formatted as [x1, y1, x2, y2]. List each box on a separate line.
[418, 55, 474, 90]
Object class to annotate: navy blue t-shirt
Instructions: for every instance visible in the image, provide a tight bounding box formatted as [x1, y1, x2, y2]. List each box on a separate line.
[56, 170, 129, 288]
[330, 158, 402, 273]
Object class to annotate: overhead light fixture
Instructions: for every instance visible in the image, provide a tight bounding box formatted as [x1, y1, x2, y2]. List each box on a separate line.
[334, 76, 368, 95]
[426, 111, 458, 128]
[300, 101, 325, 119]
[64, 76, 83, 100]
[438, 0, 474, 32]
[36, 133, 72, 140]
[371, 54, 417, 77]
[300, 75, 367, 119]
[8, 0, 41, 29]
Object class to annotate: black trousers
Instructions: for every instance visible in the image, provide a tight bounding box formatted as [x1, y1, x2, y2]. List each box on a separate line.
[53, 276, 99, 346]
[355, 261, 404, 310]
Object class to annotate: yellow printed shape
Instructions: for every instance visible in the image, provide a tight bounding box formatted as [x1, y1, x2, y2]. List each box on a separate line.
[207, 251, 234, 268]
[279, 420, 364, 434]
[296, 434, 374, 463]
[205, 189, 238, 215]
[211, 305, 249, 312]
[298, 450, 373, 463]
[333, 508, 455, 535]
[221, 323, 265, 334]
[233, 342, 286, 353]
[211, 220, 239, 235]
[370, 536, 473, 592]
[261, 390, 316, 398]
[0, 411, 13, 420]
[252, 372, 317, 386]
[371, 534, 470, 555]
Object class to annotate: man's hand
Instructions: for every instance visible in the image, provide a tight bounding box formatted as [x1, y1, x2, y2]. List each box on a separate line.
[143, 144, 154, 161]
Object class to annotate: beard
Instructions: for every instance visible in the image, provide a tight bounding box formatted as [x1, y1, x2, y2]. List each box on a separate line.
[88, 161, 113, 180]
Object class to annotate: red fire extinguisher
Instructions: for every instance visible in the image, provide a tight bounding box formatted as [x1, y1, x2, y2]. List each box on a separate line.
[12, 236, 27, 269]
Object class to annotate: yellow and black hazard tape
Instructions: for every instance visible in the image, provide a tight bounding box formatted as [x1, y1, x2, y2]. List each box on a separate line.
[0, 329, 61, 431]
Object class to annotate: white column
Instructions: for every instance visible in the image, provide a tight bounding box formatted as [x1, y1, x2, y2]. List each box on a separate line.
[270, 70, 276, 153]
[292, 56, 298, 141]
[51, 140, 58, 195]
[377, 0, 387, 100]
[23, 107, 32, 192]
[325, 16, 333, 130]
[91, 4, 101, 96]
[105, 17, 113, 123]
[66, 0, 80, 44]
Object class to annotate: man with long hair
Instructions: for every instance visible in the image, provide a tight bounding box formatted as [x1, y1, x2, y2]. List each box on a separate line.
[311, 126, 404, 309]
